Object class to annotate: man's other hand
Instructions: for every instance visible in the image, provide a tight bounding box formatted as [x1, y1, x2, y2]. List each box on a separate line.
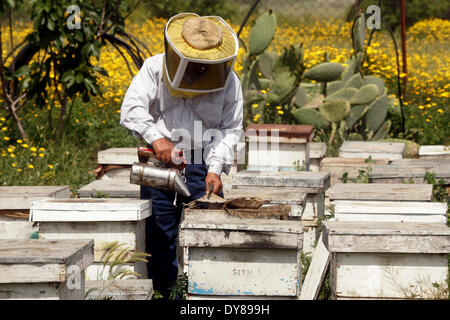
[205, 172, 223, 195]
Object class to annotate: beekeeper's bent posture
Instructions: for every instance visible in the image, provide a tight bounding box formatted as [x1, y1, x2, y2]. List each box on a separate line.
[120, 13, 243, 298]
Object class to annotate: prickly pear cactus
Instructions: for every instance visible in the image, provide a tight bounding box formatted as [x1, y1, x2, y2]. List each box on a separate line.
[325, 87, 358, 102]
[345, 73, 364, 89]
[350, 84, 379, 105]
[319, 99, 351, 123]
[364, 94, 389, 132]
[292, 107, 329, 129]
[303, 62, 345, 82]
[345, 103, 371, 128]
[249, 10, 277, 55]
[371, 120, 391, 140]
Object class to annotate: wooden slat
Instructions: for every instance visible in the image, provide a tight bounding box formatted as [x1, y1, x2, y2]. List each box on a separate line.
[0, 186, 71, 210]
[309, 142, 326, 159]
[419, 145, 450, 157]
[327, 183, 433, 201]
[97, 148, 138, 165]
[232, 170, 330, 189]
[339, 141, 405, 154]
[391, 158, 450, 167]
[31, 209, 148, 222]
[77, 179, 140, 198]
[333, 200, 447, 215]
[299, 235, 330, 300]
[370, 165, 450, 183]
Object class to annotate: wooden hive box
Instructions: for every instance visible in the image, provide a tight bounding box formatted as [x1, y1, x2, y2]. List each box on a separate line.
[369, 164, 450, 185]
[30, 198, 151, 280]
[0, 239, 94, 300]
[319, 157, 389, 186]
[85, 279, 153, 300]
[179, 208, 303, 299]
[339, 141, 405, 161]
[326, 183, 437, 223]
[419, 145, 450, 160]
[232, 170, 329, 254]
[77, 179, 140, 198]
[0, 186, 70, 239]
[309, 142, 326, 172]
[245, 124, 314, 171]
[322, 221, 450, 300]
[97, 148, 138, 181]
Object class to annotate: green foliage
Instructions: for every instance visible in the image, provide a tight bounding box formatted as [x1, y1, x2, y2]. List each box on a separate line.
[350, 84, 379, 105]
[144, 0, 239, 22]
[347, 0, 450, 31]
[319, 99, 350, 123]
[292, 107, 329, 129]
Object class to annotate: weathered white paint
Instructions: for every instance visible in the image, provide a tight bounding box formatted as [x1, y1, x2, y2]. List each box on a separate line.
[324, 221, 450, 300]
[0, 216, 37, 240]
[370, 165, 450, 184]
[333, 200, 447, 224]
[327, 183, 433, 201]
[37, 220, 146, 262]
[300, 235, 330, 300]
[99, 168, 131, 181]
[187, 247, 301, 297]
[180, 208, 303, 298]
[333, 253, 448, 299]
[77, 179, 141, 198]
[98, 148, 138, 165]
[0, 239, 93, 300]
[0, 186, 71, 210]
[419, 145, 450, 159]
[339, 141, 405, 161]
[246, 136, 310, 171]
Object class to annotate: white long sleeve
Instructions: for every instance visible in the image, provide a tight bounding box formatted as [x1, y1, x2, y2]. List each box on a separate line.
[120, 54, 244, 176]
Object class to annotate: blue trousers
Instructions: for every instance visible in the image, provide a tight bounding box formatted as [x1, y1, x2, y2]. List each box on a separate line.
[141, 157, 223, 298]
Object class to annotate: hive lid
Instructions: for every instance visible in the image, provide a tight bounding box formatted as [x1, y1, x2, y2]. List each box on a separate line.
[97, 148, 138, 165]
[0, 239, 94, 264]
[77, 179, 140, 198]
[419, 145, 450, 156]
[0, 186, 71, 210]
[232, 170, 330, 189]
[322, 221, 450, 254]
[30, 198, 151, 222]
[370, 165, 450, 179]
[226, 189, 306, 204]
[245, 124, 314, 139]
[327, 183, 433, 201]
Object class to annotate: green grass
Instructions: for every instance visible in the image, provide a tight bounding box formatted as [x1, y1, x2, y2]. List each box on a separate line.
[0, 98, 140, 195]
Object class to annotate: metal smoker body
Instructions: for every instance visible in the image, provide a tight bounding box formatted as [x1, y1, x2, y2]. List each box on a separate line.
[130, 148, 191, 197]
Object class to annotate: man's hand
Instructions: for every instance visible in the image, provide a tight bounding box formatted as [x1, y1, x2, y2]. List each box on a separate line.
[205, 172, 222, 195]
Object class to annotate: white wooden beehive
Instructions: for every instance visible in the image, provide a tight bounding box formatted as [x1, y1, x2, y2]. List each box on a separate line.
[179, 209, 303, 299]
[232, 170, 329, 254]
[30, 198, 151, 280]
[0, 186, 71, 239]
[309, 142, 326, 172]
[419, 145, 450, 160]
[0, 239, 94, 300]
[245, 124, 314, 171]
[323, 221, 450, 300]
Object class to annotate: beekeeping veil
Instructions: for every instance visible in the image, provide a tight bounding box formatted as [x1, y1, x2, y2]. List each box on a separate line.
[163, 13, 239, 98]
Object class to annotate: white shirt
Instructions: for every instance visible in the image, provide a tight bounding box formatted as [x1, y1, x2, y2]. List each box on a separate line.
[120, 53, 244, 176]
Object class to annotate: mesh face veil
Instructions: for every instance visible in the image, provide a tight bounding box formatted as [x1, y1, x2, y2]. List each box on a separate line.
[163, 13, 239, 97]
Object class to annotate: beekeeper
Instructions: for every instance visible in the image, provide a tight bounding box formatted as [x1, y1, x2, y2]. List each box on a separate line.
[120, 13, 243, 298]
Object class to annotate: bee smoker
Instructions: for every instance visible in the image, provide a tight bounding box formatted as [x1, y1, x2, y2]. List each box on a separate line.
[130, 147, 191, 197]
